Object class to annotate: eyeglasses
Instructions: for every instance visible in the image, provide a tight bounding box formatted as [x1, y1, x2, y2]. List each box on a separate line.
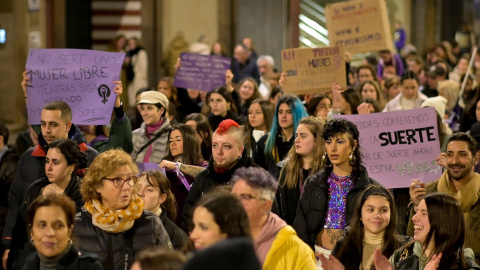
[236, 193, 264, 202]
[103, 176, 137, 188]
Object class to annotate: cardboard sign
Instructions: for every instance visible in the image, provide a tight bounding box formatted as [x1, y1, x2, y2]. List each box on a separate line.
[26, 48, 125, 125]
[281, 46, 346, 94]
[325, 0, 394, 54]
[173, 52, 231, 92]
[337, 108, 442, 188]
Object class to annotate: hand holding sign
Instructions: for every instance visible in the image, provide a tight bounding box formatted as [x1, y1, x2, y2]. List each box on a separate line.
[173, 52, 231, 92]
[25, 48, 125, 125]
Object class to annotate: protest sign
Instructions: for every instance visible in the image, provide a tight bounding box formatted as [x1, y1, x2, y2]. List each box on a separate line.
[26, 48, 125, 125]
[325, 0, 394, 54]
[173, 52, 231, 91]
[337, 108, 442, 188]
[137, 163, 166, 175]
[281, 46, 346, 94]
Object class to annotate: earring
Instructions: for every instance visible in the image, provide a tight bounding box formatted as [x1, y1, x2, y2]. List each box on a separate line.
[322, 153, 332, 167]
[349, 151, 354, 166]
[30, 238, 35, 247]
[68, 239, 73, 246]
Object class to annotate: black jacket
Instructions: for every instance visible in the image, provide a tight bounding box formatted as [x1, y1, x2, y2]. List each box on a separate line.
[3, 125, 97, 251]
[292, 167, 378, 249]
[208, 111, 244, 132]
[273, 160, 310, 226]
[181, 154, 257, 231]
[17, 245, 102, 270]
[9, 175, 84, 259]
[254, 133, 294, 175]
[0, 147, 19, 235]
[159, 209, 188, 250]
[73, 208, 172, 270]
[331, 229, 410, 270]
[391, 242, 480, 270]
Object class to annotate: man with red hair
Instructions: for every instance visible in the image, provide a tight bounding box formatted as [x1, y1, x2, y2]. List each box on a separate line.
[181, 119, 257, 231]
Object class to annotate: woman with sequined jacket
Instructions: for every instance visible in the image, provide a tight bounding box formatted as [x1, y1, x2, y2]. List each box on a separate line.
[293, 118, 379, 262]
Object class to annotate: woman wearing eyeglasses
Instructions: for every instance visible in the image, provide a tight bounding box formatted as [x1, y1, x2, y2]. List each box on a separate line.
[73, 149, 172, 270]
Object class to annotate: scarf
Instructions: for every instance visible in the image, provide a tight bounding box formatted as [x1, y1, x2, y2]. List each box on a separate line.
[144, 119, 164, 162]
[254, 213, 287, 265]
[437, 171, 480, 220]
[84, 194, 144, 233]
[362, 231, 384, 270]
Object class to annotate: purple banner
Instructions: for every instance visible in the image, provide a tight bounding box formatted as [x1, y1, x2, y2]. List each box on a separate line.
[26, 48, 125, 125]
[173, 52, 231, 91]
[137, 163, 166, 175]
[337, 108, 442, 188]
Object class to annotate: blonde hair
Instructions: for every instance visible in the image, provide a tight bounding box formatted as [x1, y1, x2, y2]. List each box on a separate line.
[81, 149, 139, 202]
[437, 80, 459, 111]
[280, 117, 325, 189]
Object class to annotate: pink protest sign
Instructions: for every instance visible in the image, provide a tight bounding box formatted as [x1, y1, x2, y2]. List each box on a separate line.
[25, 48, 125, 125]
[337, 108, 442, 188]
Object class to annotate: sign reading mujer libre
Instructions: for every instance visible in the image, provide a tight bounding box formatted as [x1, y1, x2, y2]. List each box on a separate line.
[25, 48, 125, 125]
[336, 108, 442, 188]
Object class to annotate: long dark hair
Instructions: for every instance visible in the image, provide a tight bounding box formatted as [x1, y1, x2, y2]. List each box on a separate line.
[422, 192, 466, 269]
[48, 139, 88, 173]
[163, 123, 204, 165]
[194, 191, 250, 239]
[210, 86, 238, 114]
[335, 186, 400, 264]
[340, 88, 361, 115]
[184, 113, 213, 160]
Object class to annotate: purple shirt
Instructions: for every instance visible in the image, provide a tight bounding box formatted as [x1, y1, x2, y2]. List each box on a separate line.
[323, 173, 354, 229]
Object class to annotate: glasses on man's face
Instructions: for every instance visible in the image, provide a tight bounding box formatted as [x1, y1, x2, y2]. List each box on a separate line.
[236, 193, 264, 202]
[103, 176, 137, 188]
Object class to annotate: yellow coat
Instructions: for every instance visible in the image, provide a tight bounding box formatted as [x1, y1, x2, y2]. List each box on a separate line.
[263, 225, 317, 270]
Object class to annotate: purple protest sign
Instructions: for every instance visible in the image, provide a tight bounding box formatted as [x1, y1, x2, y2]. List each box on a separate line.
[137, 163, 166, 175]
[173, 52, 231, 91]
[337, 108, 442, 188]
[26, 48, 125, 125]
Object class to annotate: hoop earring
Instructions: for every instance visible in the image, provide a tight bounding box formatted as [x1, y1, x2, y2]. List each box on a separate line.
[322, 153, 332, 167]
[349, 151, 354, 166]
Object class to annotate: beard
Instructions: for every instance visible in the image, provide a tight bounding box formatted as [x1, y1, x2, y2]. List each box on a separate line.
[447, 161, 474, 181]
[213, 158, 239, 173]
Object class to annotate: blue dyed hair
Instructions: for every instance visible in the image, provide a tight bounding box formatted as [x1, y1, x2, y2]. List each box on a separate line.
[264, 95, 308, 160]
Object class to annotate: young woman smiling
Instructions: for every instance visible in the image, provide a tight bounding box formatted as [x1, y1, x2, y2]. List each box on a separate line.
[319, 186, 409, 270]
[274, 116, 325, 225]
[373, 193, 479, 270]
[234, 77, 262, 123]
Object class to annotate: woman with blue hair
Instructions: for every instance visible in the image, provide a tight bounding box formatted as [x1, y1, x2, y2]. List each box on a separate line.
[254, 95, 309, 175]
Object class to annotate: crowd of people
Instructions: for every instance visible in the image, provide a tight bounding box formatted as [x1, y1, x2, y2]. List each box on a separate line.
[0, 33, 480, 270]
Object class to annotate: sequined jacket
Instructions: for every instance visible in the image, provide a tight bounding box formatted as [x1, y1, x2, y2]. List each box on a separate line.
[292, 166, 378, 250]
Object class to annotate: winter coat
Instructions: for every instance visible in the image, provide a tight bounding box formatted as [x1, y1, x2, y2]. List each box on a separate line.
[2, 125, 97, 250]
[73, 208, 172, 270]
[207, 111, 244, 132]
[181, 154, 257, 231]
[89, 106, 133, 154]
[159, 209, 188, 250]
[17, 245, 102, 270]
[262, 225, 316, 270]
[131, 119, 171, 163]
[292, 167, 378, 249]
